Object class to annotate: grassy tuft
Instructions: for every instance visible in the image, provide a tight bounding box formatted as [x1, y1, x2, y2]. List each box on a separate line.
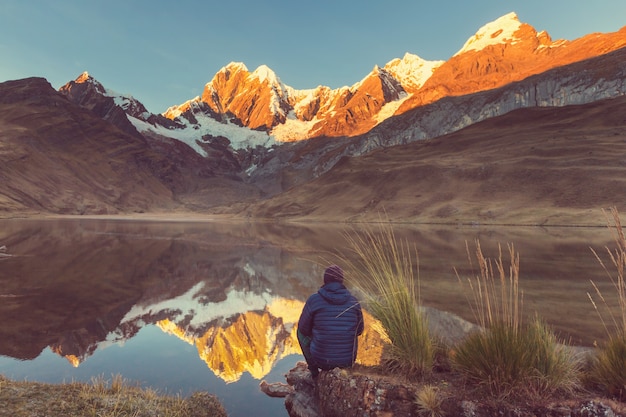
[453, 240, 581, 400]
[0, 374, 227, 417]
[339, 221, 435, 378]
[590, 335, 626, 399]
[414, 384, 445, 417]
[588, 207, 626, 398]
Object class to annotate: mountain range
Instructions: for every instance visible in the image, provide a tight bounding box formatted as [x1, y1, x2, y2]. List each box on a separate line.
[1, 12, 626, 225]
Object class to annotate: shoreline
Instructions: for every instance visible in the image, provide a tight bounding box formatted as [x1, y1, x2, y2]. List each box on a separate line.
[0, 211, 611, 228]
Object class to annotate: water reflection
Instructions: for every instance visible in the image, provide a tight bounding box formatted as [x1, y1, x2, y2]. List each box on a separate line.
[0, 218, 618, 415]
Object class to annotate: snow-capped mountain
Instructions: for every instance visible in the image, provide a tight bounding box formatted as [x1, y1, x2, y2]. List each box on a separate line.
[454, 11, 531, 56]
[396, 12, 626, 113]
[61, 12, 626, 156]
[6, 11, 625, 217]
[157, 54, 440, 142]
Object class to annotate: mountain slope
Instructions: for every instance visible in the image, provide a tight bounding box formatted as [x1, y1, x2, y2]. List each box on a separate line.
[4, 14, 626, 219]
[396, 13, 626, 113]
[0, 78, 261, 215]
[0, 78, 179, 214]
[234, 46, 626, 203]
[246, 93, 626, 226]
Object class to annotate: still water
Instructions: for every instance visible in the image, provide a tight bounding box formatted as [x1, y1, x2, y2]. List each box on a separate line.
[0, 218, 619, 416]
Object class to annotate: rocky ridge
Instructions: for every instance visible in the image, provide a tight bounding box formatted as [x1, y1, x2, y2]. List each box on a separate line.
[277, 362, 625, 417]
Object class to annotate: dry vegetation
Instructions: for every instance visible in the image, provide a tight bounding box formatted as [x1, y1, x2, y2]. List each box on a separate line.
[334, 209, 626, 415]
[0, 374, 227, 417]
[452, 241, 582, 401]
[340, 222, 435, 377]
[588, 207, 626, 399]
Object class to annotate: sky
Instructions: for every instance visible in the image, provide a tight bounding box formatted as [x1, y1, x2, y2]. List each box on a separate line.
[1, 0, 625, 114]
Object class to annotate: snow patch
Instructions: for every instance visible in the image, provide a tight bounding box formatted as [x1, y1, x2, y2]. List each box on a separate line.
[375, 93, 409, 123]
[252, 64, 279, 85]
[271, 113, 316, 142]
[128, 108, 276, 155]
[121, 282, 277, 330]
[455, 12, 523, 56]
[384, 53, 444, 89]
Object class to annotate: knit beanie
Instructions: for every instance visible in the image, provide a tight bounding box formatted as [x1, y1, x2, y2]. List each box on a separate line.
[323, 265, 344, 285]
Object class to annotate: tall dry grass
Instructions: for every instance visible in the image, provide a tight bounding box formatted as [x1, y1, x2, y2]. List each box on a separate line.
[339, 222, 434, 378]
[453, 240, 581, 400]
[588, 207, 626, 398]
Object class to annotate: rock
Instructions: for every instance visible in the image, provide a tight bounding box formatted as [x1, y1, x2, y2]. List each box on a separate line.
[271, 362, 626, 417]
[315, 367, 417, 417]
[273, 361, 418, 417]
[283, 362, 322, 417]
[259, 380, 294, 398]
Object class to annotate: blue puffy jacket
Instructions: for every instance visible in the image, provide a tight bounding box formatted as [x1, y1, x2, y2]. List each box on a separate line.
[297, 281, 364, 369]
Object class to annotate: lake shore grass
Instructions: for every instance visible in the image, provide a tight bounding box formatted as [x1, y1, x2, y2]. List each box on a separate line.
[340, 222, 435, 378]
[452, 241, 582, 401]
[0, 374, 227, 417]
[588, 207, 626, 399]
[332, 209, 626, 413]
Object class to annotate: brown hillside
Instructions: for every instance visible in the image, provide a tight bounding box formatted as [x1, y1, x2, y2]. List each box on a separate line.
[0, 78, 264, 215]
[0, 78, 180, 214]
[248, 95, 626, 226]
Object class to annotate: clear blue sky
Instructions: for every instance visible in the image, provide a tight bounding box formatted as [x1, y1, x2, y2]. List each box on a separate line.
[1, 0, 624, 113]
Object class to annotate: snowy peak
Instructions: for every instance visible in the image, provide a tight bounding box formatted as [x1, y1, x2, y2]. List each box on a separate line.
[455, 12, 525, 55]
[61, 12, 626, 156]
[198, 61, 293, 130]
[251, 64, 280, 85]
[73, 71, 106, 94]
[64, 71, 150, 120]
[383, 52, 444, 91]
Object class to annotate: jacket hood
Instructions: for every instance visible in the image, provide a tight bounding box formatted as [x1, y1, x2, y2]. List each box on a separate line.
[317, 281, 351, 305]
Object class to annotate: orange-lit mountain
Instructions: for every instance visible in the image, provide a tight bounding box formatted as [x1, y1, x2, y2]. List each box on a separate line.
[395, 12, 626, 113]
[158, 52, 435, 141]
[165, 61, 410, 139]
[156, 12, 625, 141]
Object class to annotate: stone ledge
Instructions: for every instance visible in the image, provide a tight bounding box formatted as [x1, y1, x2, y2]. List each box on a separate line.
[270, 361, 625, 417]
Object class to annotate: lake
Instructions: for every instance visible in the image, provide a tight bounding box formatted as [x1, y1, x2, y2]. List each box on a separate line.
[0, 217, 620, 416]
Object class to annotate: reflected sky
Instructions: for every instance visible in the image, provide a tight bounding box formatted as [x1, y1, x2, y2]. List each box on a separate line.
[0, 218, 619, 417]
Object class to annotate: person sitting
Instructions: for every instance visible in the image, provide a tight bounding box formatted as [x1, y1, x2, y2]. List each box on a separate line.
[297, 265, 364, 378]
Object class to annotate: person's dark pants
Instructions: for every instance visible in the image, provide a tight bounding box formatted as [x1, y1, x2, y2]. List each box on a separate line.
[297, 329, 319, 377]
[297, 329, 352, 378]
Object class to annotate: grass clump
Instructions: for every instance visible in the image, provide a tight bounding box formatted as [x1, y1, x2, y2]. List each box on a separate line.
[340, 222, 434, 378]
[588, 207, 626, 399]
[452, 241, 581, 400]
[414, 384, 445, 417]
[0, 373, 227, 417]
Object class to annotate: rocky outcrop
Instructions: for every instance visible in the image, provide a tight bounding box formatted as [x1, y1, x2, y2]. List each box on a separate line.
[279, 362, 625, 417]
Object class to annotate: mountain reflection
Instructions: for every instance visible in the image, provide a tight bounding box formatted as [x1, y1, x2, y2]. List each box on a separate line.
[0, 219, 386, 382]
[0, 217, 617, 383]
